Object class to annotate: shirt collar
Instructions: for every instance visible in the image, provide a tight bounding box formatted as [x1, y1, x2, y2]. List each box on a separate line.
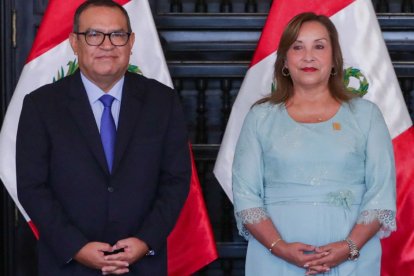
[81, 72, 124, 104]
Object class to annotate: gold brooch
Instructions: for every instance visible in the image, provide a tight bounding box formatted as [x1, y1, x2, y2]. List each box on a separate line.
[333, 122, 341, 131]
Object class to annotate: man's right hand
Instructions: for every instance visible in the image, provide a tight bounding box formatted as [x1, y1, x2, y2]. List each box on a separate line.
[74, 242, 129, 272]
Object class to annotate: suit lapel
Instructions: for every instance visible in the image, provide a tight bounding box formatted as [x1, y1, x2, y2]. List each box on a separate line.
[112, 72, 144, 174]
[66, 71, 109, 174]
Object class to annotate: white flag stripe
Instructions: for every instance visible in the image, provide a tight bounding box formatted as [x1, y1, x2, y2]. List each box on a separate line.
[0, 41, 75, 220]
[125, 0, 172, 88]
[330, 0, 412, 137]
[214, 53, 276, 201]
[213, 0, 411, 202]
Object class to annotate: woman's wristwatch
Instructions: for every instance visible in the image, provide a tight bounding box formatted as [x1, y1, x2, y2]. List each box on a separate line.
[345, 238, 360, 261]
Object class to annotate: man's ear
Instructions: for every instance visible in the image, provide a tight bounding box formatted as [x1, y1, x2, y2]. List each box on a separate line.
[69, 33, 78, 54]
[129, 32, 135, 49]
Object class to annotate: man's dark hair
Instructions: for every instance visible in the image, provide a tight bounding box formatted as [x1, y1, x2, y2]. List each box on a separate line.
[73, 0, 132, 32]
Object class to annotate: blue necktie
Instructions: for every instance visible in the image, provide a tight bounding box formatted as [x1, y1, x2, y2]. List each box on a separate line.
[99, 95, 116, 172]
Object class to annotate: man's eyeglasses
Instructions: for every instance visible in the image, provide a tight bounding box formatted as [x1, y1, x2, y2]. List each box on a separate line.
[75, 30, 131, 46]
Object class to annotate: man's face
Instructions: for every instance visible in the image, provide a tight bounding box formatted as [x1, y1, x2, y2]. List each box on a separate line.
[69, 6, 135, 90]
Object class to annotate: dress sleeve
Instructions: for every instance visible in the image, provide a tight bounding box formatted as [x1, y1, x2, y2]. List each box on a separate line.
[358, 103, 396, 238]
[232, 108, 269, 239]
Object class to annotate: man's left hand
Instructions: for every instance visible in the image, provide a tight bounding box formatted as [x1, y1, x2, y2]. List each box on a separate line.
[101, 237, 149, 275]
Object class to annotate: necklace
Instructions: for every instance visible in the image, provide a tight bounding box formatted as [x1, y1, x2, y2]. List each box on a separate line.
[314, 104, 329, 122]
[287, 101, 332, 123]
[316, 113, 325, 122]
[308, 108, 327, 123]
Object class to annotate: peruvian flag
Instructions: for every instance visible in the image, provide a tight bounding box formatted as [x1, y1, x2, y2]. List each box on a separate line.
[0, 0, 217, 275]
[214, 0, 414, 274]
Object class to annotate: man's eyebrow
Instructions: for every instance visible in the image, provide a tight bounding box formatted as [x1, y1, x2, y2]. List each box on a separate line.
[84, 28, 127, 33]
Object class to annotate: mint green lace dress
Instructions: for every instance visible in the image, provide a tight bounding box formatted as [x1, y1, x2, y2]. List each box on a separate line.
[232, 98, 396, 275]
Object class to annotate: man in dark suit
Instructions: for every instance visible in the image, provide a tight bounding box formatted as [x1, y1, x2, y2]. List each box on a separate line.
[16, 0, 190, 275]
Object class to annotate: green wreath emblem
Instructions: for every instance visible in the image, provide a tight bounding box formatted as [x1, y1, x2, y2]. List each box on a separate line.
[53, 59, 142, 82]
[343, 67, 369, 97]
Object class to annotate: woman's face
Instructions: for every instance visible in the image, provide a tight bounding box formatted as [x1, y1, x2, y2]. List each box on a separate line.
[285, 21, 333, 90]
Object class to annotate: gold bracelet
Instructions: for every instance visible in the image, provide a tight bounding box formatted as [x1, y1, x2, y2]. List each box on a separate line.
[269, 238, 282, 253]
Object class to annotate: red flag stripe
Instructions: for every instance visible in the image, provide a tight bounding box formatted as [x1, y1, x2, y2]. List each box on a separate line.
[381, 126, 414, 274]
[26, 0, 130, 63]
[250, 0, 355, 67]
[167, 145, 218, 275]
[28, 220, 40, 240]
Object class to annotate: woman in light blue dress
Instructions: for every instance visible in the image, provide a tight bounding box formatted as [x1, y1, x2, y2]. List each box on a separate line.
[232, 13, 396, 275]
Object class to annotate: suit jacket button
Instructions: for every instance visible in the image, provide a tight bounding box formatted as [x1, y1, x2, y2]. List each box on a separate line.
[107, 187, 114, 193]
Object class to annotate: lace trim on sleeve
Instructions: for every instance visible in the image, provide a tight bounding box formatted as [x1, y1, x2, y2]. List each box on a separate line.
[357, 209, 396, 239]
[235, 207, 269, 240]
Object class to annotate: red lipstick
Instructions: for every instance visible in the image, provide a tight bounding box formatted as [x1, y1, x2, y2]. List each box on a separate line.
[302, 67, 317, 72]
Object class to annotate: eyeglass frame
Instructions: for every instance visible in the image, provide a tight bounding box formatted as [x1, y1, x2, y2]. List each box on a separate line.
[75, 30, 131, 46]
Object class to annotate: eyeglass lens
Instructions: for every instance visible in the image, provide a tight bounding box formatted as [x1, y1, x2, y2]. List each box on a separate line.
[84, 31, 129, 46]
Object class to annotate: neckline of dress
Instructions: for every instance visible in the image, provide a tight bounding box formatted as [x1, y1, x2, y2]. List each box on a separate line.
[283, 102, 344, 125]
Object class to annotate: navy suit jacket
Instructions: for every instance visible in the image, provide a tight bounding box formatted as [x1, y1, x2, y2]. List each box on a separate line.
[16, 70, 191, 275]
